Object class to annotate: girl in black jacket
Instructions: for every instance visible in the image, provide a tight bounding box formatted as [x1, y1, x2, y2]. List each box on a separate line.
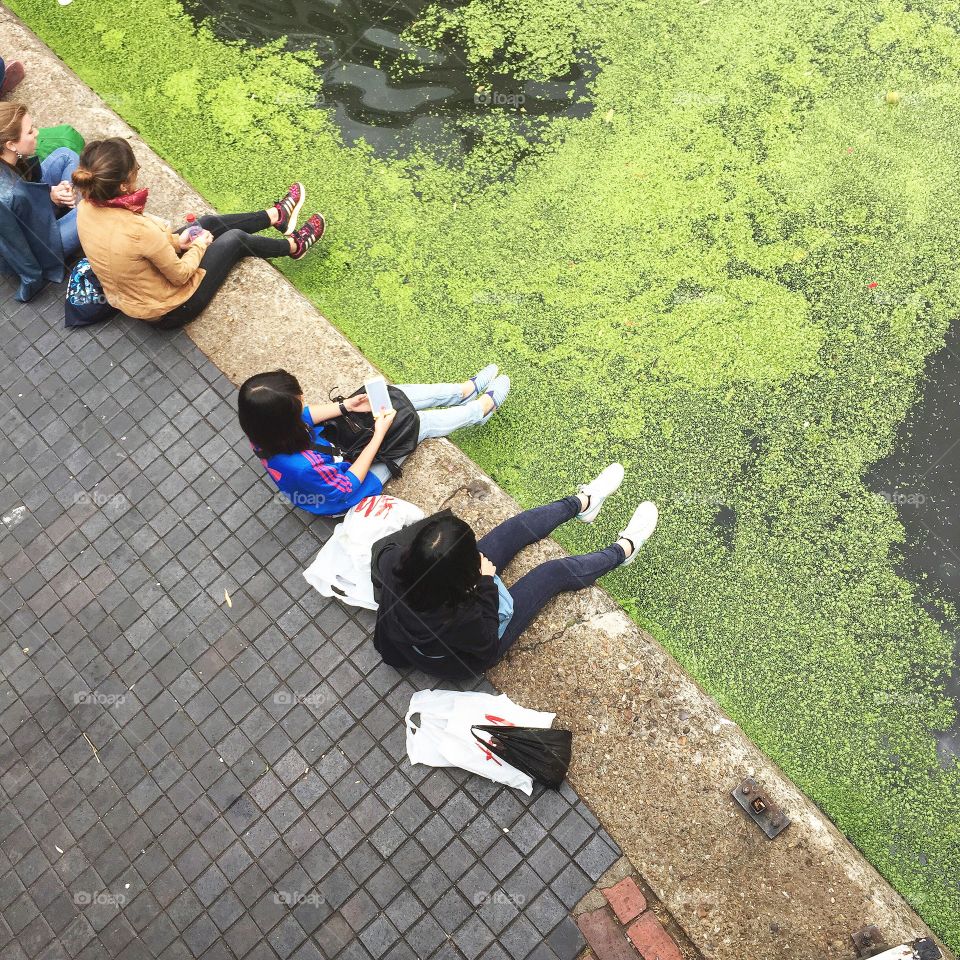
[371, 464, 658, 679]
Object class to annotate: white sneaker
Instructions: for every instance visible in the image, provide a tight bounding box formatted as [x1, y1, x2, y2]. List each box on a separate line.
[478, 375, 510, 425]
[466, 364, 498, 399]
[576, 463, 625, 523]
[617, 501, 658, 565]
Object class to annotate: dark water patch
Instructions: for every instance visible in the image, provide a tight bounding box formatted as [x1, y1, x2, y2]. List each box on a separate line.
[713, 503, 736, 550]
[184, 0, 595, 158]
[869, 320, 960, 767]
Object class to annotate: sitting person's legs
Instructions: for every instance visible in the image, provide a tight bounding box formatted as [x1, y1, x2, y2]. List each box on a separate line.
[56, 208, 80, 259]
[37, 148, 81, 258]
[158, 185, 323, 328]
[496, 541, 626, 655]
[157, 227, 291, 329]
[396, 364, 498, 413]
[174, 210, 273, 239]
[408, 370, 509, 441]
[39, 146, 79, 188]
[477, 496, 582, 571]
[481, 464, 656, 660]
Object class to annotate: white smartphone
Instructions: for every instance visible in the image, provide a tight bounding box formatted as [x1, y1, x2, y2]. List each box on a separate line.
[364, 377, 394, 417]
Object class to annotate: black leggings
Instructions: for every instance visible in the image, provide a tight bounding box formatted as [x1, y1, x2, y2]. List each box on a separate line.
[156, 211, 291, 330]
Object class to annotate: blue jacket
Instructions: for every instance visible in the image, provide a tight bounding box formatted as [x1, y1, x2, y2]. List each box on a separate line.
[255, 407, 384, 516]
[0, 161, 65, 301]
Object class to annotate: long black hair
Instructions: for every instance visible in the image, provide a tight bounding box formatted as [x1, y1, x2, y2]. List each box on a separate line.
[396, 514, 481, 610]
[238, 370, 312, 458]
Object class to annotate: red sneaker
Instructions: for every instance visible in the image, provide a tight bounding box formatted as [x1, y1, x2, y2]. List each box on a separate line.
[0, 61, 25, 98]
[291, 213, 326, 260]
[273, 182, 305, 235]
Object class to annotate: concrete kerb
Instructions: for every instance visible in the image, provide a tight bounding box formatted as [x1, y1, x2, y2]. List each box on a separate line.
[1, 7, 951, 959]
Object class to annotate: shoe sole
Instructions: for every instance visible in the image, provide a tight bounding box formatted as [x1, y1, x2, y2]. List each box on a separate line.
[468, 364, 499, 399]
[577, 465, 625, 523]
[291, 215, 326, 260]
[283, 182, 306, 236]
[0, 63, 25, 96]
[479, 376, 510, 424]
[619, 504, 658, 564]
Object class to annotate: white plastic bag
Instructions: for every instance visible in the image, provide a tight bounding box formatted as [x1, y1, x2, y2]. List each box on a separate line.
[405, 689, 556, 794]
[303, 495, 424, 610]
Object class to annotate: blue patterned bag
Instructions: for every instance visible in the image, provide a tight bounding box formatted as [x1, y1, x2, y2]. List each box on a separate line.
[65, 258, 116, 327]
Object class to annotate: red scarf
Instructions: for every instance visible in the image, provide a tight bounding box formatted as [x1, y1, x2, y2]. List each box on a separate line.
[90, 187, 149, 214]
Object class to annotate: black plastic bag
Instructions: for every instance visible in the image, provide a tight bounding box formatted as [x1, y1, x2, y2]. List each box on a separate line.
[471, 725, 572, 789]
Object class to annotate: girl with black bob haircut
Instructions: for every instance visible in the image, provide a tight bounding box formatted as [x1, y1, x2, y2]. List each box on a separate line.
[371, 464, 659, 679]
[239, 365, 510, 517]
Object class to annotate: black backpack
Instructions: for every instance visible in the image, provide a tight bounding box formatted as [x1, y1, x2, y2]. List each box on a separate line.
[321, 384, 420, 479]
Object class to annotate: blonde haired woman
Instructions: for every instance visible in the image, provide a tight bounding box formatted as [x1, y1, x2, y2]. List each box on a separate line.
[0, 101, 81, 257]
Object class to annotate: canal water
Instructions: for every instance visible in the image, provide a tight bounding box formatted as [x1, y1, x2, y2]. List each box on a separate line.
[869, 326, 960, 769]
[185, 0, 959, 767]
[184, 0, 594, 157]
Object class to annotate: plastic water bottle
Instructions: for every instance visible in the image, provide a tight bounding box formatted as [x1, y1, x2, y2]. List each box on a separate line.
[184, 213, 204, 240]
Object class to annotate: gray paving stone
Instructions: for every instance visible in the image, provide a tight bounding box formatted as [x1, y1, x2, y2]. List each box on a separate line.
[0, 276, 624, 960]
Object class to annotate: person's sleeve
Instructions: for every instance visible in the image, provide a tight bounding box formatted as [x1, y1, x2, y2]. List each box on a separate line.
[491, 573, 514, 636]
[301, 407, 313, 426]
[341, 463, 383, 498]
[296, 453, 371, 513]
[137, 219, 207, 286]
[475, 577, 502, 643]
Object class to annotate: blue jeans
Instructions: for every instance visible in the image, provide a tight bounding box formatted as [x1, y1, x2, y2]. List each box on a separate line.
[40, 148, 80, 258]
[477, 496, 626, 656]
[369, 382, 486, 483]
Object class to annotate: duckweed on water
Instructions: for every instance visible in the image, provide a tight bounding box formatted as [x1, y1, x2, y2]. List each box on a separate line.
[12, 0, 960, 943]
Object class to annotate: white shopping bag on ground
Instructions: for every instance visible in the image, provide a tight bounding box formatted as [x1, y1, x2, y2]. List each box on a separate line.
[405, 689, 556, 794]
[303, 495, 424, 610]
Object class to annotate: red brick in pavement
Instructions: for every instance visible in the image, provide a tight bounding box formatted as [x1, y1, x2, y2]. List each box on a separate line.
[577, 907, 639, 960]
[627, 911, 684, 960]
[603, 877, 648, 925]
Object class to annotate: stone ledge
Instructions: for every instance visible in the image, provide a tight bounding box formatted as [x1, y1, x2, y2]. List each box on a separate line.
[2, 7, 951, 958]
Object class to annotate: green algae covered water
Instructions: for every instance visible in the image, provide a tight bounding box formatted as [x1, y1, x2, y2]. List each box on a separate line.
[12, 0, 960, 944]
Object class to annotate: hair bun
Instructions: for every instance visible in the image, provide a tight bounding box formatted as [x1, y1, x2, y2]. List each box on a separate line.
[71, 167, 94, 189]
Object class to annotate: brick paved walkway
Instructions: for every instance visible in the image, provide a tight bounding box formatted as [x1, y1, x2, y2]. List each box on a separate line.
[0, 276, 621, 960]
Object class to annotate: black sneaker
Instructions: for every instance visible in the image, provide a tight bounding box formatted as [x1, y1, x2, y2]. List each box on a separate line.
[273, 182, 305, 235]
[291, 214, 326, 260]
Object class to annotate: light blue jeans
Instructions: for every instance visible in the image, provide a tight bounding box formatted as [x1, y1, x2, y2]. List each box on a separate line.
[369, 382, 487, 484]
[40, 148, 80, 258]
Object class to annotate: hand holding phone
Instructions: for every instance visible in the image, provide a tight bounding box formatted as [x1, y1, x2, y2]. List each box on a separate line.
[364, 377, 394, 418]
